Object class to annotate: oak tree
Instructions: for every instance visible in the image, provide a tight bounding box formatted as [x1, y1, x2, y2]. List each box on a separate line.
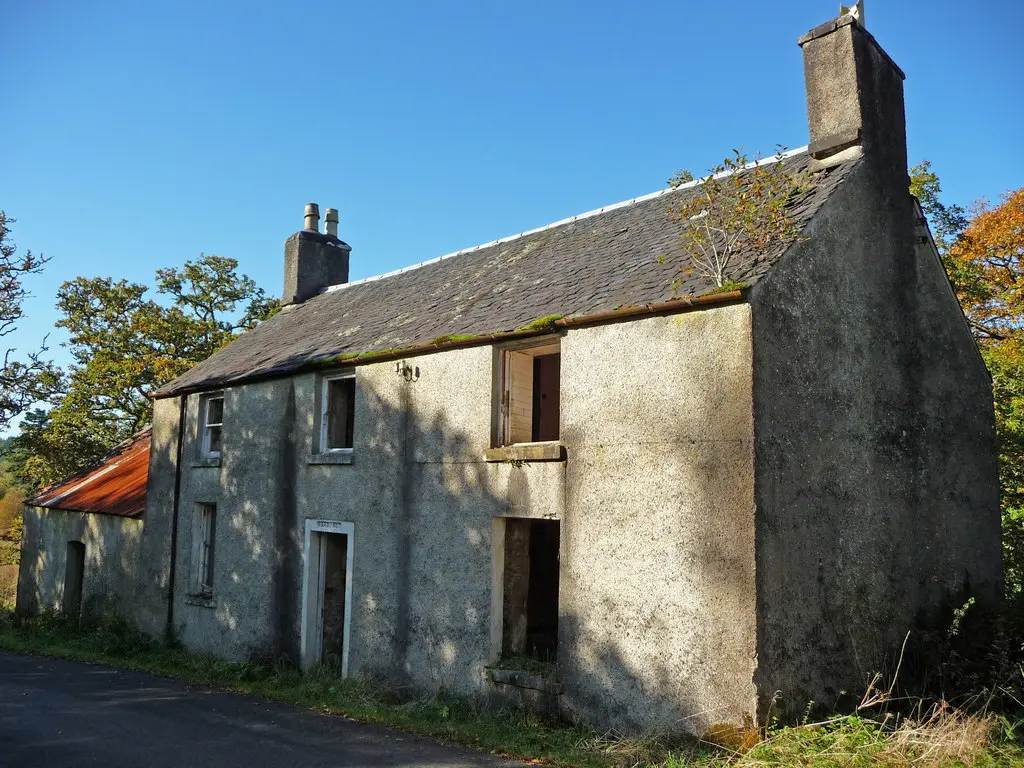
[18, 254, 278, 486]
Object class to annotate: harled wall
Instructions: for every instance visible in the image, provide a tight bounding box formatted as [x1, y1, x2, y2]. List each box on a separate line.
[149, 302, 759, 735]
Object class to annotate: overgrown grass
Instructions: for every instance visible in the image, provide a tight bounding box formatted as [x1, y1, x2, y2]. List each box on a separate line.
[1, 611, 1023, 767]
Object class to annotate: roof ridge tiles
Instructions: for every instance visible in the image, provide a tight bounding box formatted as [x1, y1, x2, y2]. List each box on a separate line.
[325, 146, 810, 295]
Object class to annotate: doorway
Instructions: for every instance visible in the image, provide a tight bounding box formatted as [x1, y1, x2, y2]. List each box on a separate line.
[301, 520, 354, 673]
[318, 533, 348, 667]
[498, 518, 560, 661]
[64, 541, 85, 617]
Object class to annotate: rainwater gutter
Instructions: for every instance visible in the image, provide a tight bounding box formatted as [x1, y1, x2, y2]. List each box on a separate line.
[164, 394, 187, 640]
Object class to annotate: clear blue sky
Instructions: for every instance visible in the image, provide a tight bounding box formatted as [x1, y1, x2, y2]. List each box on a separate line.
[2, 0, 1022, 370]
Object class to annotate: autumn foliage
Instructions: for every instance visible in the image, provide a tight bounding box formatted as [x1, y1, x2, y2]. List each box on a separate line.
[945, 190, 1024, 345]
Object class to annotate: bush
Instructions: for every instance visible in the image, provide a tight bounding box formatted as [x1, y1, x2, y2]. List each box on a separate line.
[0, 564, 15, 611]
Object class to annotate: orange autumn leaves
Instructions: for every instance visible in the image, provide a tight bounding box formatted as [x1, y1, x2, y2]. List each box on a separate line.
[947, 188, 1024, 348]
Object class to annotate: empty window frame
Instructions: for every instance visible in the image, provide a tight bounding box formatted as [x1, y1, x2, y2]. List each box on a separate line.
[320, 374, 355, 453]
[200, 393, 224, 458]
[194, 503, 217, 596]
[499, 342, 561, 446]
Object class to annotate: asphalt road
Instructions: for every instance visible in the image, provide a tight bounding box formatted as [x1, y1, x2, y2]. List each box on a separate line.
[0, 651, 521, 767]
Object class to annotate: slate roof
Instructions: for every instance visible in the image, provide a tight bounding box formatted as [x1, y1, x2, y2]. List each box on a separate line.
[155, 149, 860, 398]
[29, 428, 151, 517]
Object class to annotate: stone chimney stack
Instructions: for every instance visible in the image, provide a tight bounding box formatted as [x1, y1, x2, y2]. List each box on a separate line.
[799, 3, 908, 187]
[282, 202, 351, 306]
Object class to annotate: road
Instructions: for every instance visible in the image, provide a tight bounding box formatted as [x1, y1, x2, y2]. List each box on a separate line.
[0, 651, 521, 767]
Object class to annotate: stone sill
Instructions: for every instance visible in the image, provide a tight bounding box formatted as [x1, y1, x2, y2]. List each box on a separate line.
[307, 451, 354, 465]
[487, 668, 563, 695]
[191, 456, 221, 468]
[185, 594, 216, 609]
[484, 442, 565, 463]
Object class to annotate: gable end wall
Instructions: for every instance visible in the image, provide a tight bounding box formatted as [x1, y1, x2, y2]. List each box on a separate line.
[749, 160, 1001, 718]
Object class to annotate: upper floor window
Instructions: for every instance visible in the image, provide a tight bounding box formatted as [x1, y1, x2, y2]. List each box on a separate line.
[201, 393, 224, 458]
[499, 341, 561, 446]
[320, 374, 355, 453]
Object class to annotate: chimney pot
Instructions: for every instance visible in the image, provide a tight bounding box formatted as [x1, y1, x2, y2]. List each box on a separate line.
[324, 208, 339, 238]
[304, 203, 320, 232]
[283, 204, 351, 306]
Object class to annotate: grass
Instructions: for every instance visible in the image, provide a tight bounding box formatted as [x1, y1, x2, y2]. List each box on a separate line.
[490, 652, 558, 679]
[1, 611, 1023, 767]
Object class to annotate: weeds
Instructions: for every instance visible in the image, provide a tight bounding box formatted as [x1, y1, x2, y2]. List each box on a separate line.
[2, 611, 1024, 766]
[0, 565, 15, 611]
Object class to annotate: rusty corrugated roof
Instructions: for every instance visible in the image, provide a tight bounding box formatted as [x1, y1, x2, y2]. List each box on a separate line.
[29, 428, 151, 517]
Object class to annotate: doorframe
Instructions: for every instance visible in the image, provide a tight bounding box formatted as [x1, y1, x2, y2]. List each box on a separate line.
[300, 519, 354, 674]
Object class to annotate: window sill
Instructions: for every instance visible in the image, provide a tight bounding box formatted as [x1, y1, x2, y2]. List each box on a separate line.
[308, 451, 354, 465]
[191, 456, 221, 468]
[484, 441, 566, 463]
[185, 594, 216, 609]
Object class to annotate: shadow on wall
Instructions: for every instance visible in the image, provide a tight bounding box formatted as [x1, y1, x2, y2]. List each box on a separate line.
[16, 510, 147, 621]
[171, 343, 761, 736]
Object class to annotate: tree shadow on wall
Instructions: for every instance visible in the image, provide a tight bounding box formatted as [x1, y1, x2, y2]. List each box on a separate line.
[169, 352, 761, 738]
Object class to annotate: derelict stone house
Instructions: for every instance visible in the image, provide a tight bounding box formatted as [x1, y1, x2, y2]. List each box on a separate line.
[19, 9, 1001, 735]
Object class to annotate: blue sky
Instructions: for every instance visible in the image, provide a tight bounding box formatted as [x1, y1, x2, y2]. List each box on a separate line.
[2, 0, 1022, 372]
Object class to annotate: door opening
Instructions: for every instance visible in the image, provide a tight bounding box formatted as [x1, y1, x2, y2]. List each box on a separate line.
[318, 533, 348, 667]
[300, 520, 354, 673]
[500, 518, 560, 661]
[64, 541, 85, 617]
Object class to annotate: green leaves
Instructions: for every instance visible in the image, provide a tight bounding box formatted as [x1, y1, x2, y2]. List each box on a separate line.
[666, 148, 814, 290]
[17, 255, 279, 487]
[0, 211, 58, 430]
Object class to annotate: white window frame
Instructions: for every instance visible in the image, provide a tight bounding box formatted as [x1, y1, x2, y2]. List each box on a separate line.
[200, 393, 224, 458]
[193, 503, 217, 597]
[319, 373, 356, 454]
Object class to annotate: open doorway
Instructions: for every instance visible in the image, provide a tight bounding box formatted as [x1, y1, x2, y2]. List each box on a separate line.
[499, 518, 560, 661]
[64, 541, 85, 617]
[301, 520, 354, 673]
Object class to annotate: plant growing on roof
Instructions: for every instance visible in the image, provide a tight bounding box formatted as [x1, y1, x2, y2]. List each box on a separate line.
[667, 148, 815, 290]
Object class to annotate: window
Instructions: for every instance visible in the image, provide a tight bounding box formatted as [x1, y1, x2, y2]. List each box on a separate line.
[200, 393, 224, 458]
[194, 503, 217, 596]
[320, 374, 355, 453]
[499, 342, 560, 446]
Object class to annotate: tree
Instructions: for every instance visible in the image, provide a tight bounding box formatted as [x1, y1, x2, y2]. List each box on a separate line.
[911, 163, 1024, 593]
[667, 149, 814, 290]
[909, 160, 969, 258]
[18, 254, 278, 487]
[0, 211, 58, 429]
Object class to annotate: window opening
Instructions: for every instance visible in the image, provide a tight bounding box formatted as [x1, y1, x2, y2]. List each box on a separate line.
[500, 342, 560, 446]
[195, 503, 217, 596]
[321, 375, 355, 452]
[201, 394, 224, 458]
[502, 518, 560, 661]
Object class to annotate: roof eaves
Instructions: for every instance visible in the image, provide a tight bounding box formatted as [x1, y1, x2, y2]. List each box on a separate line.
[152, 289, 748, 399]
